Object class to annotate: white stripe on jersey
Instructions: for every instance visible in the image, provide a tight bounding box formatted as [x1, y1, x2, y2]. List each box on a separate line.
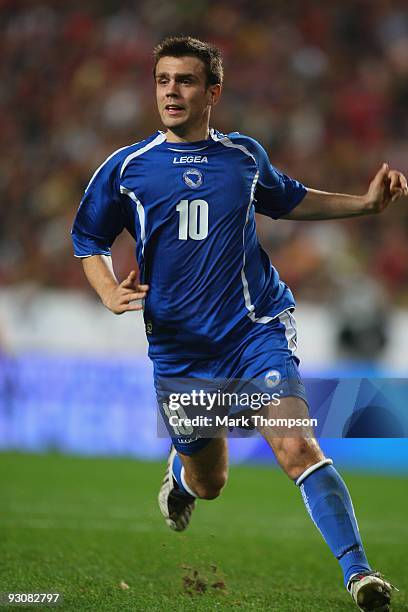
[120, 187, 146, 257]
[210, 129, 256, 163]
[212, 130, 298, 330]
[240, 171, 260, 319]
[120, 132, 166, 178]
[167, 145, 210, 152]
[212, 129, 265, 324]
[211, 130, 257, 320]
[84, 141, 140, 193]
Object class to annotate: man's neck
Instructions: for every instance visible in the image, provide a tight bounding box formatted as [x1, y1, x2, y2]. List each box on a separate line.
[165, 126, 210, 143]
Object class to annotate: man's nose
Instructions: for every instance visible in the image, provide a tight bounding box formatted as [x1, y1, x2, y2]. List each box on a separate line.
[165, 80, 180, 97]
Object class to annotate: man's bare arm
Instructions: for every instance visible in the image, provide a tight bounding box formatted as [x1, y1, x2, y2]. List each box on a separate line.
[82, 255, 149, 315]
[283, 163, 408, 220]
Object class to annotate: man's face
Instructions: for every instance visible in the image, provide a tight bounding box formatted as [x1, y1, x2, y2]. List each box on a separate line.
[155, 56, 220, 136]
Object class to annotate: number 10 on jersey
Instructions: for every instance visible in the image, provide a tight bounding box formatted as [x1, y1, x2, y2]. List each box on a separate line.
[176, 199, 209, 240]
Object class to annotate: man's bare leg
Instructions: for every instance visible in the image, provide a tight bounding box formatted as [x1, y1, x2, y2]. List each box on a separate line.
[176, 437, 228, 499]
[257, 395, 323, 479]
[158, 438, 228, 531]
[257, 396, 392, 610]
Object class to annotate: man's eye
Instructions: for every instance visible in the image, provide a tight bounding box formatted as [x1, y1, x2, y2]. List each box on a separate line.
[158, 79, 168, 85]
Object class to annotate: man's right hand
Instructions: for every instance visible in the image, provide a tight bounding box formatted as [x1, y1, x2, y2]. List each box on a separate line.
[103, 270, 149, 314]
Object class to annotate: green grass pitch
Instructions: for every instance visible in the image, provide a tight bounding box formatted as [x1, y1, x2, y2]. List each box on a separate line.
[0, 452, 407, 611]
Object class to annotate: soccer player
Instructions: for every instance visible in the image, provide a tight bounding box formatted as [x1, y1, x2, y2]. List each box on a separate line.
[71, 36, 407, 611]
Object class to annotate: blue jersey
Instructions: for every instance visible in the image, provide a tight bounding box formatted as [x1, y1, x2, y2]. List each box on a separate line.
[71, 129, 306, 358]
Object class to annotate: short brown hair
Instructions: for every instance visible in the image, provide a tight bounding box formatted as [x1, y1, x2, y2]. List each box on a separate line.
[153, 36, 224, 86]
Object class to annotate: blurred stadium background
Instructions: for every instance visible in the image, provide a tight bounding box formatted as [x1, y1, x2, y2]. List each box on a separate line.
[1, 0, 408, 471]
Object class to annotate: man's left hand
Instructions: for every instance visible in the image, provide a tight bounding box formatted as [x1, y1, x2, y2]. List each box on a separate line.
[365, 163, 408, 213]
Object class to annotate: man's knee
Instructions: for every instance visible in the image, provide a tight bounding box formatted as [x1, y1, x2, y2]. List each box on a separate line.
[275, 437, 324, 480]
[189, 471, 228, 500]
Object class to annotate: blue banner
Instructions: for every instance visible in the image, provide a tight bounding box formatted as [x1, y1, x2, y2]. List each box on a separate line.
[0, 353, 407, 471]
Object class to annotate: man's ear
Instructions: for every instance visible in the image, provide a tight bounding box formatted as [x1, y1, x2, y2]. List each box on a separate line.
[209, 84, 221, 106]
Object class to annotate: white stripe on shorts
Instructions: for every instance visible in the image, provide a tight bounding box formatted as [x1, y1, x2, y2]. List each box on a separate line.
[278, 309, 298, 353]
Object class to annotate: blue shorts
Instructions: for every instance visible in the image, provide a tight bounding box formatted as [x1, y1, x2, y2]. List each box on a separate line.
[153, 309, 307, 455]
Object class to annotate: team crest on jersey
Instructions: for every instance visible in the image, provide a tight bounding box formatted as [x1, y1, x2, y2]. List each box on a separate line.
[183, 168, 203, 189]
[264, 370, 281, 388]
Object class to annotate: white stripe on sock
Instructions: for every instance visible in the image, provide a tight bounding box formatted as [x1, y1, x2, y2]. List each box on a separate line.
[180, 467, 198, 498]
[296, 458, 333, 486]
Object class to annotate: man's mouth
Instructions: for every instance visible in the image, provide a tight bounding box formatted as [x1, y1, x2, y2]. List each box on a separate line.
[165, 104, 185, 116]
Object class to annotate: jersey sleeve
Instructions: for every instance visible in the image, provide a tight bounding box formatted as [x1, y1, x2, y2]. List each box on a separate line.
[232, 134, 307, 219]
[71, 159, 125, 257]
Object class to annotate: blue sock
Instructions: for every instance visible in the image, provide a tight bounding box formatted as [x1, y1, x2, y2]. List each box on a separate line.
[296, 460, 371, 586]
[172, 452, 196, 498]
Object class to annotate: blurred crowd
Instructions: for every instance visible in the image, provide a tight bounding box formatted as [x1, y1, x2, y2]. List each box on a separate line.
[2, 0, 408, 307]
